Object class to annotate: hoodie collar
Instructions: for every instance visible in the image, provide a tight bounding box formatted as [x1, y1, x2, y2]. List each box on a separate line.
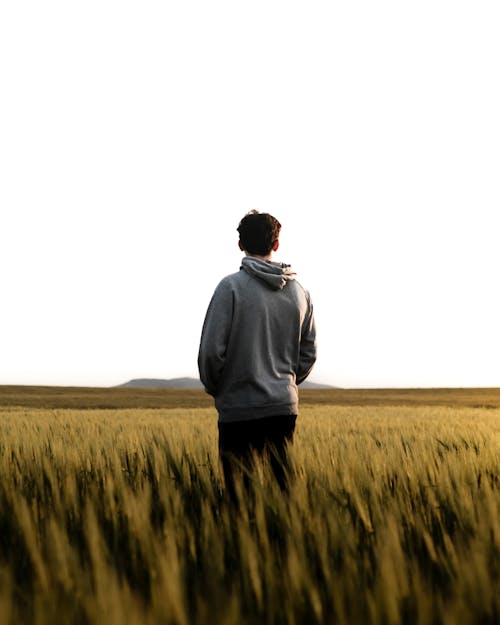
[241, 256, 296, 290]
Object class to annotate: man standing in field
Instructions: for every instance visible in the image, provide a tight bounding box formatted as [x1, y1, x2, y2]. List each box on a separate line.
[198, 210, 317, 497]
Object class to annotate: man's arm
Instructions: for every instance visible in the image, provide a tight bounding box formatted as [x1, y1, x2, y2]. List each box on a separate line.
[296, 296, 317, 385]
[197, 280, 234, 396]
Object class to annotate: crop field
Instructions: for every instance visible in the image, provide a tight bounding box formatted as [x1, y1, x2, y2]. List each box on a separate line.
[0, 389, 500, 625]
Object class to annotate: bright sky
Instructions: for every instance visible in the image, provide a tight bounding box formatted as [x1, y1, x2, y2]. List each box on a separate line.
[1, 2, 499, 389]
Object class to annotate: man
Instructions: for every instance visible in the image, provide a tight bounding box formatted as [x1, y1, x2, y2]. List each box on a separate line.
[198, 210, 317, 497]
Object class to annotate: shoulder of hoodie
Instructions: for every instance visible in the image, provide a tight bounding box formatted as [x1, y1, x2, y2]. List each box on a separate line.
[292, 278, 314, 305]
[213, 268, 250, 292]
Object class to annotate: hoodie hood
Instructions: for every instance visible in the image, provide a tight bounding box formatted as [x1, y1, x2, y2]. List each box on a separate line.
[241, 256, 297, 290]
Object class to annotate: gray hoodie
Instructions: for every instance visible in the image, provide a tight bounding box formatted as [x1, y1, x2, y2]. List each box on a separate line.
[198, 256, 317, 422]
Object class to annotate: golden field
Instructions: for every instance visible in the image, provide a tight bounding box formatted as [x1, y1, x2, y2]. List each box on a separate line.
[1, 385, 500, 409]
[0, 388, 499, 624]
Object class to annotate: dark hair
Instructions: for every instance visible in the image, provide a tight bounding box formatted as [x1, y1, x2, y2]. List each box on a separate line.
[237, 210, 282, 256]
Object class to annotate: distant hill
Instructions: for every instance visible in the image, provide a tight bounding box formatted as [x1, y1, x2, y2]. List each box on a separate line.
[117, 377, 335, 389]
[117, 377, 203, 389]
[300, 380, 337, 389]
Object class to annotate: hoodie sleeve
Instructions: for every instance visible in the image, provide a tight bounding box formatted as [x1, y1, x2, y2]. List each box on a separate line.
[296, 294, 317, 385]
[197, 279, 234, 396]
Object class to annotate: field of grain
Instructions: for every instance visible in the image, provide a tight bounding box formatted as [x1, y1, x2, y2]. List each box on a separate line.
[0, 401, 499, 624]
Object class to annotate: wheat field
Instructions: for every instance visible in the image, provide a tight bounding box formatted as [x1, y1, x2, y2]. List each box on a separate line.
[0, 403, 499, 625]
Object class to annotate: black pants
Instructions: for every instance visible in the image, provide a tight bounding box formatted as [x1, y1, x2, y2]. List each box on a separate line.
[218, 414, 296, 500]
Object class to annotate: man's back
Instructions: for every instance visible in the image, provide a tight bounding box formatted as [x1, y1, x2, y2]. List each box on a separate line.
[198, 210, 316, 496]
[198, 256, 316, 422]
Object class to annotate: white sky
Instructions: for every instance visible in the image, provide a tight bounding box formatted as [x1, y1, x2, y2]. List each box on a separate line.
[1, 1, 499, 388]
